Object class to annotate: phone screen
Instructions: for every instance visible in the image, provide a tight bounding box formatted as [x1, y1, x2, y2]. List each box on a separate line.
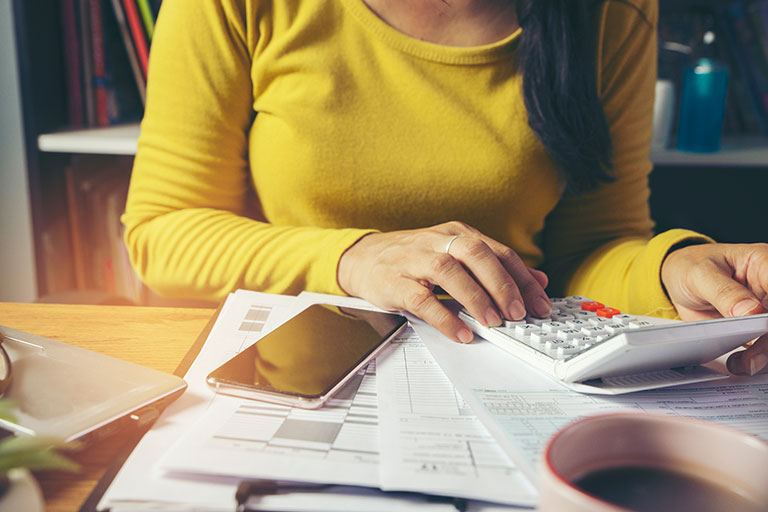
[208, 304, 407, 400]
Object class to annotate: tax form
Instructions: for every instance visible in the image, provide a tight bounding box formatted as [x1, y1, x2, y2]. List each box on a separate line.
[99, 291, 457, 511]
[376, 329, 536, 506]
[409, 316, 768, 484]
[160, 292, 536, 506]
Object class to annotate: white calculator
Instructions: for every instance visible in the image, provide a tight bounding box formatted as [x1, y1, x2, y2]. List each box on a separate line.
[459, 296, 768, 394]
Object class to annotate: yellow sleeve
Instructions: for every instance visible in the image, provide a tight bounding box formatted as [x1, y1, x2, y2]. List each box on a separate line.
[540, 0, 712, 318]
[122, 0, 374, 301]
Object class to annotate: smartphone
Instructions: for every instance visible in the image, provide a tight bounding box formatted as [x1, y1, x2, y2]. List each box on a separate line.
[207, 304, 407, 408]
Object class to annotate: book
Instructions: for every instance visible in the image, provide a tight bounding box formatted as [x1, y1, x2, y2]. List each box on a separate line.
[59, 0, 84, 127]
[101, 0, 144, 122]
[720, 2, 768, 133]
[63, 156, 141, 301]
[40, 217, 77, 295]
[78, 0, 96, 125]
[89, 0, 110, 126]
[136, 0, 155, 40]
[64, 167, 88, 289]
[747, 0, 768, 71]
[109, 0, 147, 105]
[121, 0, 149, 79]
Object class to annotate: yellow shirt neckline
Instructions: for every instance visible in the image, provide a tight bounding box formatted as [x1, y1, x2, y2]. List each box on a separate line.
[340, 0, 522, 65]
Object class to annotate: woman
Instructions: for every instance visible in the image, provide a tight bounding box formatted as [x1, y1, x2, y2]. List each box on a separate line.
[123, 0, 768, 375]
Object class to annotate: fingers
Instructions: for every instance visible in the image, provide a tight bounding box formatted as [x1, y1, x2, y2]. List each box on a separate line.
[690, 268, 764, 319]
[662, 243, 768, 321]
[529, 268, 549, 289]
[399, 280, 474, 344]
[339, 221, 552, 343]
[449, 235, 551, 319]
[726, 334, 768, 376]
[440, 237, 525, 322]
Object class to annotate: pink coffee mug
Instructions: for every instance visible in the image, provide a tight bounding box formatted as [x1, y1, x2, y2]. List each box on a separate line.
[538, 412, 768, 512]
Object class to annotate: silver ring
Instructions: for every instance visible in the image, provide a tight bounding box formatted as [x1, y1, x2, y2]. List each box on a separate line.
[444, 235, 462, 255]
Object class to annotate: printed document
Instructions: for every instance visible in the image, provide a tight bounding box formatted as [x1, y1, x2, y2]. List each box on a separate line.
[99, 290, 529, 511]
[376, 328, 536, 505]
[98, 290, 299, 510]
[409, 316, 768, 484]
[159, 292, 536, 505]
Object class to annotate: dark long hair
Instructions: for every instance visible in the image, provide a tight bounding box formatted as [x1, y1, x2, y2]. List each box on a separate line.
[516, 0, 615, 195]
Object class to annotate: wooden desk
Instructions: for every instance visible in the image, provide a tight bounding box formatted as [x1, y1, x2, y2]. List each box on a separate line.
[0, 302, 214, 512]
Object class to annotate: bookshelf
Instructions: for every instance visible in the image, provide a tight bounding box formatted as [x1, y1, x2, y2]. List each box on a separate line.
[38, 123, 140, 155]
[4, 0, 768, 304]
[34, 123, 768, 165]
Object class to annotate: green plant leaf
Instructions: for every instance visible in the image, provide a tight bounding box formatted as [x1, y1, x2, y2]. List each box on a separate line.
[0, 400, 16, 423]
[0, 450, 79, 474]
[0, 435, 80, 474]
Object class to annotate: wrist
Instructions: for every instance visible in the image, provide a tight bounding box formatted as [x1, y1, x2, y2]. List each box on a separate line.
[661, 240, 711, 301]
[337, 232, 376, 296]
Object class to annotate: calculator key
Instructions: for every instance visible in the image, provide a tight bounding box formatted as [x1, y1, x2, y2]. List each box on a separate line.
[542, 321, 567, 333]
[530, 331, 556, 343]
[596, 307, 621, 318]
[605, 324, 627, 335]
[525, 316, 552, 326]
[628, 320, 653, 329]
[581, 301, 604, 312]
[588, 317, 613, 326]
[551, 312, 574, 322]
[611, 314, 636, 324]
[566, 296, 590, 304]
[557, 344, 580, 357]
[503, 320, 526, 328]
[580, 326, 608, 337]
[566, 319, 590, 328]
[515, 324, 540, 336]
[573, 335, 596, 346]
[557, 328, 582, 340]
[573, 310, 597, 319]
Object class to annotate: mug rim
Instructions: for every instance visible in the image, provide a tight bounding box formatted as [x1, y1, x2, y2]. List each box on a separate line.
[542, 411, 768, 508]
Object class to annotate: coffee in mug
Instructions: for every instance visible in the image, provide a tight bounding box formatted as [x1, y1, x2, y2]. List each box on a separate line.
[538, 413, 768, 512]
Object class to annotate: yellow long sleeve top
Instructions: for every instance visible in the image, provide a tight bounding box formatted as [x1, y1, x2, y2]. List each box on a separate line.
[123, 0, 709, 318]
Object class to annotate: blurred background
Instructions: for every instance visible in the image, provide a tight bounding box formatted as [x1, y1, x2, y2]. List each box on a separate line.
[1, 0, 767, 304]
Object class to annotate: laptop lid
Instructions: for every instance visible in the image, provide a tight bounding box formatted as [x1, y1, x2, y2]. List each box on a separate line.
[0, 325, 187, 442]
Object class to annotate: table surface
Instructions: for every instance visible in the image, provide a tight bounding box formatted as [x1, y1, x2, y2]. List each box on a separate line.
[0, 302, 215, 512]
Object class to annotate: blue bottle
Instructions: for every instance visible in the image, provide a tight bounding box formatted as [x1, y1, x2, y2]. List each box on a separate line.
[676, 33, 729, 153]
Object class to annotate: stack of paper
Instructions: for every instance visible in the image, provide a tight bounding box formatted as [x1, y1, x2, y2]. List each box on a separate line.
[97, 290, 768, 511]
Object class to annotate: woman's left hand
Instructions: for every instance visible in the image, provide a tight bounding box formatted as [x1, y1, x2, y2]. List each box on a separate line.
[661, 242, 768, 376]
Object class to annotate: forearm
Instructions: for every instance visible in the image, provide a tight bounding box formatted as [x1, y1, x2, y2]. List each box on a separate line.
[124, 206, 375, 300]
[564, 229, 713, 318]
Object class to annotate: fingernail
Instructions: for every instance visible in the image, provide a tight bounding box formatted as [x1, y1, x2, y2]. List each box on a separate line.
[749, 353, 768, 376]
[732, 299, 760, 317]
[485, 308, 502, 327]
[727, 351, 746, 375]
[508, 300, 525, 321]
[457, 327, 474, 344]
[534, 296, 551, 318]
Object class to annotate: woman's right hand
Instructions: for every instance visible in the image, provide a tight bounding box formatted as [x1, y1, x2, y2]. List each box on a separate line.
[337, 221, 551, 343]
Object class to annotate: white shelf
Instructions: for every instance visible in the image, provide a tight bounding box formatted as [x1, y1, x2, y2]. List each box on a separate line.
[38, 124, 768, 166]
[38, 123, 140, 155]
[651, 137, 768, 167]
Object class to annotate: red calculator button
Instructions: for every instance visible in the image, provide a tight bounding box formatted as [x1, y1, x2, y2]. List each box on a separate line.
[596, 307, 621, 318]
[581, 301, 604, 312]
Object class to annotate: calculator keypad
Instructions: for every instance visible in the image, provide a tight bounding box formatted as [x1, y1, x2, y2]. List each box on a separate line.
[460, 297, 662, 361]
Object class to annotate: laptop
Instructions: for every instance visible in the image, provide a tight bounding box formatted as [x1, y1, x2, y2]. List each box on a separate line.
[0, 324, 187, 442]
